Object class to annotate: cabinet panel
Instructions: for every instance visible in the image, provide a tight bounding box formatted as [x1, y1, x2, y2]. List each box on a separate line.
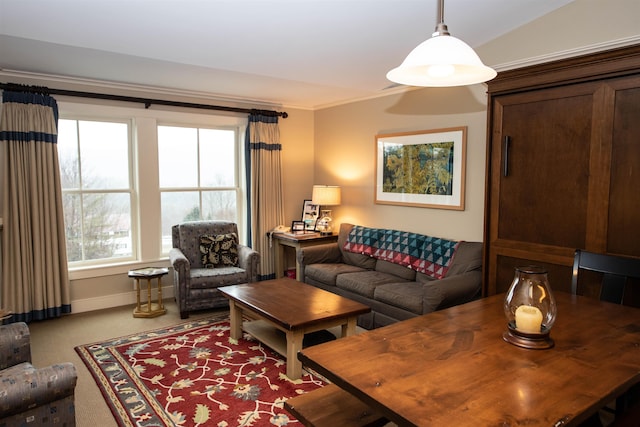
[483, 45, 640, 297]
[608, 84, 640, 256]
[495, 91, 592, 248]
[494, 255, 572, 294]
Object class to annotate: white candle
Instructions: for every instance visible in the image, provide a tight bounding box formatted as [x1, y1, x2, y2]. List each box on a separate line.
[515, 305, 543, 334]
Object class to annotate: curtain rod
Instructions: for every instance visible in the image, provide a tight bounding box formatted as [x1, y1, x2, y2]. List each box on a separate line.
[0, 82, 288, 118]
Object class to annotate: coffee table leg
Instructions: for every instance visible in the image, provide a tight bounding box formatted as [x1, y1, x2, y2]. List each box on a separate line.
[286, 329, 304, 380]
[229, 301, 243, 340]
[341, 316, 357, 337]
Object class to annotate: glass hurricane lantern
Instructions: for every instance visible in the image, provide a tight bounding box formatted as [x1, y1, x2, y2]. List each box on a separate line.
[503, 265, 557, 349]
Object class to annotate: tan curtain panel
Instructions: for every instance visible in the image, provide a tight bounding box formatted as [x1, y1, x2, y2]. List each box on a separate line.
[246, 114, 285, 279]
[1, 90, 71, 322]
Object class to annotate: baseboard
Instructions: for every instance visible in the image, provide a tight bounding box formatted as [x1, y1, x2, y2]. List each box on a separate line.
[71, 286, 175, 314]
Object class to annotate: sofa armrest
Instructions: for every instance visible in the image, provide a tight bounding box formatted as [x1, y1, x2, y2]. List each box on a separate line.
[297, 243, 343, 279]
[422, 270, 482, 314]
[0, 362, 77, 418]
[0, 323, 31, 369]
[238, 245, 260, 282]
[298, 243, 342, 266]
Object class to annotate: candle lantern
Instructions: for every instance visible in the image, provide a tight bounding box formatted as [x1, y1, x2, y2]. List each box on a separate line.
[503, 265, 557, 349]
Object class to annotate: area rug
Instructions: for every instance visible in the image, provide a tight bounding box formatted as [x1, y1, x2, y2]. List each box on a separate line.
[75, 316, 326, 427]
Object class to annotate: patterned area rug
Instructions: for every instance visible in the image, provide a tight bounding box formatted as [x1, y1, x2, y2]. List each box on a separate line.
[75, 316, 326, 426]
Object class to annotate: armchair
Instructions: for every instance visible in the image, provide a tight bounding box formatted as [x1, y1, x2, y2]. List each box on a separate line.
[0, 322, 77, 426]
[169, 221, 260, 319]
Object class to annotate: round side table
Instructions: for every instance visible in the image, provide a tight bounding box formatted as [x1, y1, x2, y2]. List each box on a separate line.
[128, 267, 169, 318]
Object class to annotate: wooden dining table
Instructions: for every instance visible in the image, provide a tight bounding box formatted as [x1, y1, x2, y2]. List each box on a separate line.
[297, 292, 640, 427]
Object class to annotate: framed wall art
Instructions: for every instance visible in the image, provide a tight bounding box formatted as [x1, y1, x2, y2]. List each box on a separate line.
[375, 127, 466, 210]
[301, 199, 320, 230]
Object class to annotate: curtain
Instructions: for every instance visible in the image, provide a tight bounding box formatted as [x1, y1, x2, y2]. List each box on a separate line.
[1, 90, 71, 322]
[245, 113, 285, 280]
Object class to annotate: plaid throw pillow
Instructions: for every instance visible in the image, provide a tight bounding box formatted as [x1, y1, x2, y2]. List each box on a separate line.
[199, 233, 239, 268]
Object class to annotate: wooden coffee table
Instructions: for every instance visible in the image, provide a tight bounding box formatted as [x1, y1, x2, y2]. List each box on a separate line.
[218, 278, 370, 380]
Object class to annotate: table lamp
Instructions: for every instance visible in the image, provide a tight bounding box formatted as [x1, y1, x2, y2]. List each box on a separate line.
[311, 185, 341, 236]
[503, 265, 557, 349]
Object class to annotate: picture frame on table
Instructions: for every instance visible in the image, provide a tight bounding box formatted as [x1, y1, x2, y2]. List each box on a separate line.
[301, 199, 320, 231]
[291, 221, 306, 234]
[375, 127, 467, 210]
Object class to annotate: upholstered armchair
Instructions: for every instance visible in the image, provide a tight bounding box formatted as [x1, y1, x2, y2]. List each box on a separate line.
[169, 221, 260, 319]
[0, 322, 77, 426]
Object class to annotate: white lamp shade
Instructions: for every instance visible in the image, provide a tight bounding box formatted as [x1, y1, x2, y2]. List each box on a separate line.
[311, 185, 341, 206]
[387, 34, 497, 87]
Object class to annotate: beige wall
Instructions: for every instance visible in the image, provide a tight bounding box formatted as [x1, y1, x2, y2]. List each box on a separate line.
[314, 85, 488, 242]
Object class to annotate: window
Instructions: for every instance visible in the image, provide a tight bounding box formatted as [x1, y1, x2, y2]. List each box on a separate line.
[57, 119, 134, 264]
[158, 125, 240, 253]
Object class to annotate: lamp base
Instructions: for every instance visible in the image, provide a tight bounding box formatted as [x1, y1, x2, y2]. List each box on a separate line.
[503, 322, 554, 350]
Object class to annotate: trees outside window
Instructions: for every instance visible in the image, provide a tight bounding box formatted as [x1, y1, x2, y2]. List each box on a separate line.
[57, 119, 134, 263]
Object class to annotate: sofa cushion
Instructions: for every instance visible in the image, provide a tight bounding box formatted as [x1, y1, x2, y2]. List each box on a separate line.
[336, 271, 406, 298]
[374, 282, 424, 315]
[444, 241, 482, 277]
[337, 223, 377, 269]
[199, 233, 239, 268]
[375, 259, 416, 281]
[305, 263, 366, 286]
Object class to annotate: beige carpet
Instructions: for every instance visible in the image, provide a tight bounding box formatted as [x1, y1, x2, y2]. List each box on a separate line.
[28, 300, 227, 427]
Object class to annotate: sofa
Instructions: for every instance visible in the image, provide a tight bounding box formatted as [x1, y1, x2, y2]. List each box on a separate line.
[0, 322, 77, 426]
[298, 223, 483, 329]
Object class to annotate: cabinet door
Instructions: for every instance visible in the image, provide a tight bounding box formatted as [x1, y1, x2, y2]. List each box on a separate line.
[486, 83, 599, 294]
[607, 77, 640, 257]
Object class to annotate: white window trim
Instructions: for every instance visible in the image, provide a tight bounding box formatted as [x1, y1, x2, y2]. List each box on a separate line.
[58, 101, 247, 280]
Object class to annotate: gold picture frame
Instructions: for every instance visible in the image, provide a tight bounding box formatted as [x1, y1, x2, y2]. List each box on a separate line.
[375, 127, 466, 210]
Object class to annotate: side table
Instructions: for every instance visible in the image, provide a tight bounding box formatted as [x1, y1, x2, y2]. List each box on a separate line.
[128, 267, 169, 318]
[272, 232, 338, 281]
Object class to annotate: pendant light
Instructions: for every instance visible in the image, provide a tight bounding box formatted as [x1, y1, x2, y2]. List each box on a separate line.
[386, 0, 497, 87]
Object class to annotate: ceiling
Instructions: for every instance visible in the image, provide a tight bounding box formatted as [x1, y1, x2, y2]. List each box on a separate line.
[0, 0, 576, 110]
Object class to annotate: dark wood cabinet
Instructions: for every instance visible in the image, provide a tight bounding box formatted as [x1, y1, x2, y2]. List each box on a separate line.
[483, 45, 640, 299]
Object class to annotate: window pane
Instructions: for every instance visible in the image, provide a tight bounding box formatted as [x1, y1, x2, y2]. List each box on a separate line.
[200, 129, 235, 187]
[78, 121, 130, 189]
[160, 192, 199, 253]
[57, 119, 80, 189]
[158, 126, 198, 188]
[202, 191, 237, 222]
[63, 193, 82, 262]
[82, 193, 132, 261]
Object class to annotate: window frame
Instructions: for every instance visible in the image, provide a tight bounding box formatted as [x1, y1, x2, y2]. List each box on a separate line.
[157, 122, 244, 255]
[57, 101, 247, 281]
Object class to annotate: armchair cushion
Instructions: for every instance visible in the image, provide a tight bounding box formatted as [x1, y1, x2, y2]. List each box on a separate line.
[199, 233, 239, 268]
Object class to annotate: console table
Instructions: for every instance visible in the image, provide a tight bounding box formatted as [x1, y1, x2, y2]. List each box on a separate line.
[272, 232, 338, 280]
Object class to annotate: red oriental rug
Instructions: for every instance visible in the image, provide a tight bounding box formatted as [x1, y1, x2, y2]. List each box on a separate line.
[75, 316, 326, 426]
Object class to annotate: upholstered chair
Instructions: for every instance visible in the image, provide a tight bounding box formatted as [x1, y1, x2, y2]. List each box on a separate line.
[0, 322, 77, 426]
[169, 221, 260, 319]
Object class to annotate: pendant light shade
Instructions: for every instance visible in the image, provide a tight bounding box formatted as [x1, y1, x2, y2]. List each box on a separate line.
[386, 0, 496, 87]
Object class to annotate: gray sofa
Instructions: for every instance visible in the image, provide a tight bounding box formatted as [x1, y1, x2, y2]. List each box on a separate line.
[298, 223, 483, 329]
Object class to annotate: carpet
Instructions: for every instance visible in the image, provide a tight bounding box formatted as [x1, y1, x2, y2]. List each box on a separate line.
[75, 316, 327, 427]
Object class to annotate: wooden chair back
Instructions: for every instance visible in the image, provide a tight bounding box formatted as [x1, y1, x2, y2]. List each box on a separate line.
[571, 249, 640, 304]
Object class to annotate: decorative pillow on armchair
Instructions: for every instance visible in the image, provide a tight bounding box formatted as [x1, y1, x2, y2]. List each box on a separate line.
[199, 233, 239, 268]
